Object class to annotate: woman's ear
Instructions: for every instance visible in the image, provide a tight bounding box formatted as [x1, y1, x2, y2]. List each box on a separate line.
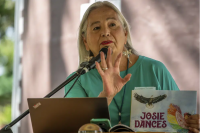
[82, 35, 90, 51]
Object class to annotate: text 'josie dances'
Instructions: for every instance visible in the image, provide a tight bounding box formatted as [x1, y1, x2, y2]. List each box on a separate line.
[135, 112, 167, 128]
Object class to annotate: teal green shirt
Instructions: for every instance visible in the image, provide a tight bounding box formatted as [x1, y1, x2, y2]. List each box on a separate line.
[65, 56, 179, 126]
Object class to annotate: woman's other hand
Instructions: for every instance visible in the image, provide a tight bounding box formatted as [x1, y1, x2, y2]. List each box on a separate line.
[96, 47, 131, 105]
[185, 114, 200, 133]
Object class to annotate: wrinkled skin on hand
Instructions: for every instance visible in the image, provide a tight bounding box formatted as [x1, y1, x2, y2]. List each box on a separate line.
[96, 47, 131, 105]
[185, 114, 200, 133]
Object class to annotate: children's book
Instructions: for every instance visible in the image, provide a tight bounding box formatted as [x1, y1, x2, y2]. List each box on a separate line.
[130, 90, 197, 133]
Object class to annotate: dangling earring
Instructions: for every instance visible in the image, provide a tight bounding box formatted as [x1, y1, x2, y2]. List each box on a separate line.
[123, 47, 132, 64]
[80, 54, 93, 68]
[84, 55, 93, 62]
[84, 50, 94, 62]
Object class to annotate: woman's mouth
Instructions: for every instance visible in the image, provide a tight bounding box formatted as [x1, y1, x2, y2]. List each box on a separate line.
[101, 41, 113, 45]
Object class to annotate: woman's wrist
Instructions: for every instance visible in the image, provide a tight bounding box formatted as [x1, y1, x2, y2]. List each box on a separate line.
[98, 91, 114, 105]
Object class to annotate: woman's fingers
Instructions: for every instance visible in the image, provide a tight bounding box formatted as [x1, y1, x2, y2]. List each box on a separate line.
[185, 114, 200, 132]
[100, 51, 107, 69]
[190, 114, 200, 120]
[95, 61, 104, 76]
[186, 119, 199, 124]
[106, 47, 112, 68]
[188, 127, 199, 133]
[114, 53, 122, 68]
[122, 74, 132, 84]
[187, 123, 199, 130]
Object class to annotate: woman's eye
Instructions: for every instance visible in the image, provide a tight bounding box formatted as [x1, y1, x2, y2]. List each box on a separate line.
[110, 23, 116, 27]
[93, 27, 100, 30]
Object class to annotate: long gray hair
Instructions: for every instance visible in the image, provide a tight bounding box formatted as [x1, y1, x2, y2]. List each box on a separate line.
[78, 1, 138, 65]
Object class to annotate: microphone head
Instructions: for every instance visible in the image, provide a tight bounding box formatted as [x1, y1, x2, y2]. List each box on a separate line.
[99, 46, 109, 58]
[78, 46, 110, 74]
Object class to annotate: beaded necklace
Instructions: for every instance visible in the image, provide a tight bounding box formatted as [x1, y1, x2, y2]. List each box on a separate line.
[113, 58, 129, 124]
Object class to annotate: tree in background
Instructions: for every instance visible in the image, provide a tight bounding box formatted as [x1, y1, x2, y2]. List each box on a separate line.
[0, 39, 13, 103]
[0, 0, 15, 127]
[0, 0, 14, 39]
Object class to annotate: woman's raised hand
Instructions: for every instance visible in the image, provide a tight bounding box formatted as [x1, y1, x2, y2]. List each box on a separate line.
[96, 47, 132, 105]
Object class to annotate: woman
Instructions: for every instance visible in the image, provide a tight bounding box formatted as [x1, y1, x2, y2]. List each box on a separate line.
[65, 1, 199, 132]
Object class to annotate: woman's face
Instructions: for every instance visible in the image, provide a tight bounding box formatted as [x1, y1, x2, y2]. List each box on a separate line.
[83, 6, 127, 57]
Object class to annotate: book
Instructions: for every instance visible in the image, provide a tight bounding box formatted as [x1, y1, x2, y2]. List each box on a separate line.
[130, 90, 197, 133]
[109, 123, 135, 132]
[90, 118, 135, 132]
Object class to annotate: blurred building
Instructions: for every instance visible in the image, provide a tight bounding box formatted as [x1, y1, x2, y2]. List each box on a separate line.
[12, 0, 199, 133]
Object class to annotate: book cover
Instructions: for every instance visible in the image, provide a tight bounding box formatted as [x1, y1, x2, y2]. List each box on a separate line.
[130, 90, 197, 133]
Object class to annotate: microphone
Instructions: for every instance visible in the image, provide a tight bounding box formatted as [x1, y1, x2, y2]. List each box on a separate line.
[78, 46, 109, 74]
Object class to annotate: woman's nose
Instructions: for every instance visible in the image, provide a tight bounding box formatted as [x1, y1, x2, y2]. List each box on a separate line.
[101, 27, 110, 37]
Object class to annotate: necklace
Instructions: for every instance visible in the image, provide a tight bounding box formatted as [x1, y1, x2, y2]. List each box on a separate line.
[113, 58, 129, 124]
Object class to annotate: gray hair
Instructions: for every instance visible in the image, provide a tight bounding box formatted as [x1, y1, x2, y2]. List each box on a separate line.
[78, 1, 138, 65]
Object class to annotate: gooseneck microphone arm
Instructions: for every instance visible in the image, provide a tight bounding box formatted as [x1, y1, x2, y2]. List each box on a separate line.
[0, 46, 108, 133]
[0, 69, 83, 133]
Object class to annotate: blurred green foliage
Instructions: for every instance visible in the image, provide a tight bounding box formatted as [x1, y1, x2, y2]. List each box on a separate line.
[0, 0, 15, 39]
[0, 38, 13, 105]
[0, 39, 14, 76]
[0, 0, 15, 127]
[0, 38, 13, 127]
[0, 105, 11, 126]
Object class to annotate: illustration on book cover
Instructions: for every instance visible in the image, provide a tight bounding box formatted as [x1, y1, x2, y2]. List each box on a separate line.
[130, 90, 196, 133]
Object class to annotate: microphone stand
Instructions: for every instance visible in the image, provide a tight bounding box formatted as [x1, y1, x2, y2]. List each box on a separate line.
[0, 68, 84, 133]
[0, 46, 108, 133]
